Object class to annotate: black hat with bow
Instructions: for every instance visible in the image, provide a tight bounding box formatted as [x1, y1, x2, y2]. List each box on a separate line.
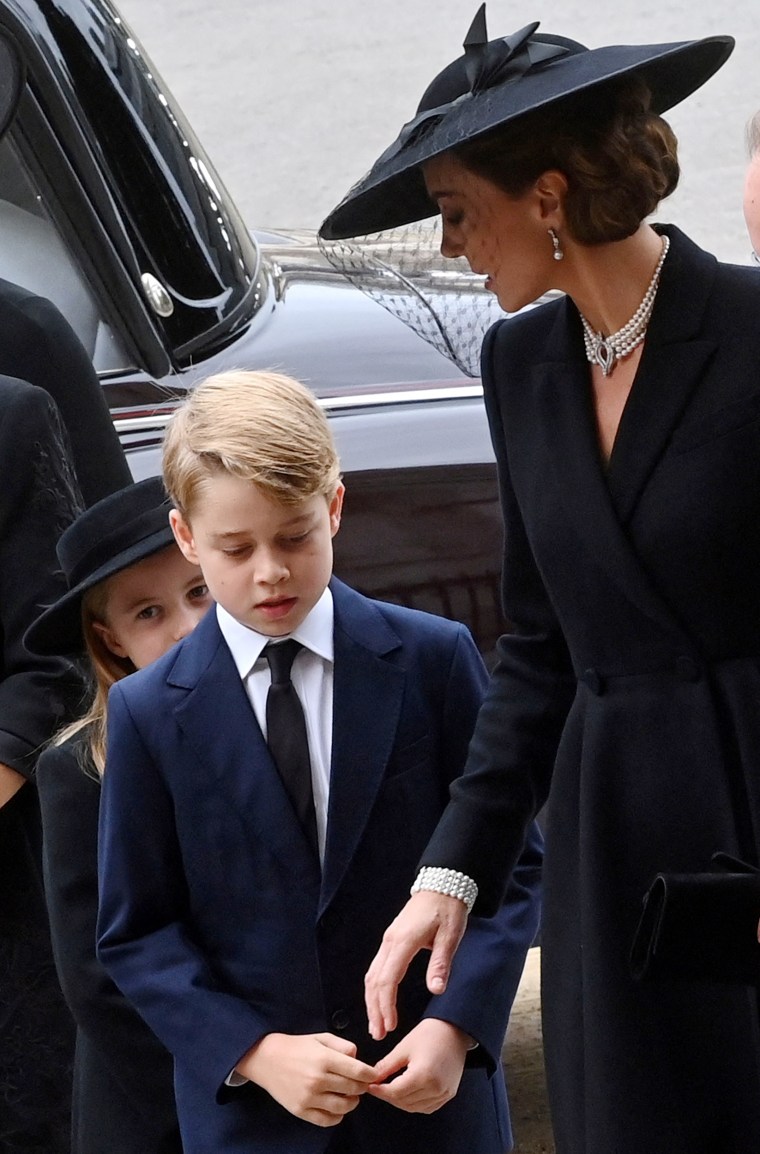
[320, 6, 734, 240]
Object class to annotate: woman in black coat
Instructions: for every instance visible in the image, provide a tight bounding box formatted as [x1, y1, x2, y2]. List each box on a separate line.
[321, 13, 760, 1154]
[0, 33, 131, 1149]
[0, 380, 83, 1151]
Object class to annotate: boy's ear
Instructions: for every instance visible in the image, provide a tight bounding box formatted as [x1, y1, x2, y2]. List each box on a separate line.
[170, 508, 199, 563]
[91, 620, 129, 660]
[328, 483, 345, 537]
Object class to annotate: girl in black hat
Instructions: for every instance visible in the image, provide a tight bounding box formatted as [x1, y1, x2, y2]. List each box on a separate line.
[323, 9, 760, 1154]
[28, 477, 212, 1154]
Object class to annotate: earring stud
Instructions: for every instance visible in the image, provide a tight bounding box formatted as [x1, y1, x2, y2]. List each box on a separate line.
[549, 228, 564, 261]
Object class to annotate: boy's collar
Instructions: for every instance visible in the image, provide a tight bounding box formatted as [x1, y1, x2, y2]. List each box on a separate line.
[217, 588, 334, 681]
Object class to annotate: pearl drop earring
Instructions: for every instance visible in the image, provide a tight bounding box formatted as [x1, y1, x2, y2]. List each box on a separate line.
[549, 228, 564, 261]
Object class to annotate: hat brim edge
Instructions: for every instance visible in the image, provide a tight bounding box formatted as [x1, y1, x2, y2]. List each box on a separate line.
[25, 526, 177, 657]
[319, 34, 735, 240]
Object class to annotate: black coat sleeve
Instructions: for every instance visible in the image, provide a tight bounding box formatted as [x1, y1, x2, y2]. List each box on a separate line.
[0, 280, 131, 505]
[0, 379, 84, 775]
[420, 321, 575, 914]
[37, 741, 179, 1132]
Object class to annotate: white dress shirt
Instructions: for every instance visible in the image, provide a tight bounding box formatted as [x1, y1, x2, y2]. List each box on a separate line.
[217, 590, 334, 1085]
[216, 588, 334, 862]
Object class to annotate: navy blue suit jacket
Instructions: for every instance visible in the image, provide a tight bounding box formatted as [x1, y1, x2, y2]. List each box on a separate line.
[97, 579, 542, 1154]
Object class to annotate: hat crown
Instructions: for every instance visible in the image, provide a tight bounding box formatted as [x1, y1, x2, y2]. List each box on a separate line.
[377, 14, 587, 170]
[57, 476, 171, 587]
[418, 15, 585, 115]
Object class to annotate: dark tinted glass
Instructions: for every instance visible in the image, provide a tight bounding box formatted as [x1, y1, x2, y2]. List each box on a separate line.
[334, 463, 504, 665]
[42, 1, 258, 352]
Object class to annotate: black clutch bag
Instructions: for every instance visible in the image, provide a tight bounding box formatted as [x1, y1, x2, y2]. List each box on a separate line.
[630, 854, 760, 985]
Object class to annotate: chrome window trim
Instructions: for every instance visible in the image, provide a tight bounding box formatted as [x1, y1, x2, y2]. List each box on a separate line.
[112, 383, 485, 436]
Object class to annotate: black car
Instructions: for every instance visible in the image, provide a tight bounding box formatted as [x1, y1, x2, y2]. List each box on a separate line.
[0, 0, 544, 660]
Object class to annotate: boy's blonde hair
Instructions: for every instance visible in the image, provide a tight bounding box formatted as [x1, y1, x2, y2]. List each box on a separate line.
[163, 370, 341, 517]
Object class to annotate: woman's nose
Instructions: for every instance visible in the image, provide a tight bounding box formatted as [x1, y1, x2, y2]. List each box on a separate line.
[440, 222, 462, 259]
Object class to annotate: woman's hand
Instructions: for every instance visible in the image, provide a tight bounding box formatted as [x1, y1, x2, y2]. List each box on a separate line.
[364, 892, 468, 1040]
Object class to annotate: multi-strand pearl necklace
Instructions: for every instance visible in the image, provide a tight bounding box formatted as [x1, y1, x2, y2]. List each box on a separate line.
[579, 235, 670, 377]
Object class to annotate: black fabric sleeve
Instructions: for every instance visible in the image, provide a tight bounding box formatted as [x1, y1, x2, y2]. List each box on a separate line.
[0, 380, 84, 776]
[0, 284, 131, 505]
[420, 322, 575, 915]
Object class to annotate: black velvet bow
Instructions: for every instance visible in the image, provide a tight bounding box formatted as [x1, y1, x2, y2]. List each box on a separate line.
[375, 5, 570, 166]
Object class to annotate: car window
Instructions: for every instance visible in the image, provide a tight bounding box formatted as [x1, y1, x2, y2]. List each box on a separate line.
[0, 132, 130, 371]
[334, 462, 503, 666]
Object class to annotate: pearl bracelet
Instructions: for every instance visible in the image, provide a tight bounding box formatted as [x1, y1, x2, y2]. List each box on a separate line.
[410, 866, 478, 914]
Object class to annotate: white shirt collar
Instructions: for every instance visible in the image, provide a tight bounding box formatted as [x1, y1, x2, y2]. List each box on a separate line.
[217, 587, 334, 681]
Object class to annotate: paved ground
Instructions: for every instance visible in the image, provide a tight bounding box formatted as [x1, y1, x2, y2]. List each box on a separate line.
[503, 948, 554, 1153]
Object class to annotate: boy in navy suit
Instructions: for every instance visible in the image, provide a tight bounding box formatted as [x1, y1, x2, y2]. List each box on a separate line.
[97, 370, 542, 1154]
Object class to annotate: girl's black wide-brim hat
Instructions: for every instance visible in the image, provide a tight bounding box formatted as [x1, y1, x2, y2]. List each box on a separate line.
[319, 5, 734, 240]
[25, 476, 176, 657]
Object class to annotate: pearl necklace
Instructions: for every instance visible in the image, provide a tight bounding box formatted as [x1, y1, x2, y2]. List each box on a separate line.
[579, 235, 670, 377]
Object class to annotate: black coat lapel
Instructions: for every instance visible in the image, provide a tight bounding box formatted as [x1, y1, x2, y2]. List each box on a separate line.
[535, 242, 712, 642]
[606, 226, 719, 522]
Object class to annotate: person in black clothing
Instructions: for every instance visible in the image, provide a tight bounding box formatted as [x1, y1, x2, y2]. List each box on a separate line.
[0, 277, 131, 505]
[0, 380, 83, 1152]
[27, 477, 212, 1154]
[0, 30, 131, 1152]
[322, 12, 760, 1154]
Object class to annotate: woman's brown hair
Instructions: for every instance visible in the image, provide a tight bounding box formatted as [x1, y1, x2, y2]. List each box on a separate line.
[454, 76, 679, 244]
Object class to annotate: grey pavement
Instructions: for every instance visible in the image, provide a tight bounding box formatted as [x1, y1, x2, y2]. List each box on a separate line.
[117, 0, 760, 263]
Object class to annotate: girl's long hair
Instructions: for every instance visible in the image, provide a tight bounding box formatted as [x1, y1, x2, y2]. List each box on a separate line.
[53, 579, 135, 778]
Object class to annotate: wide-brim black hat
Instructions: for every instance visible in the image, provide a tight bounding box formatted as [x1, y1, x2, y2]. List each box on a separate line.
[320, 6, 734, 240]
[25, 476, 176, 656]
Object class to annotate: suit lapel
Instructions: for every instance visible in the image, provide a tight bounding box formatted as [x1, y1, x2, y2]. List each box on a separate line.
[606, 227, 718, 521]
[169, 611, 321, 880]
[319, 581, 404, 916]
[537, 230, 718, 639]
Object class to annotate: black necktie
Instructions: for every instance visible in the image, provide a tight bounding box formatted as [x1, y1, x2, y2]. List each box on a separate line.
[264, 640, 318, 856]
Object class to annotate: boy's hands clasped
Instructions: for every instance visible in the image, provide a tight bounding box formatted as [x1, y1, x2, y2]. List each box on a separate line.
[367, 1018, 470, 1114]
[237, 1032, 376, 1127]
[236, 1021, 471, 1127]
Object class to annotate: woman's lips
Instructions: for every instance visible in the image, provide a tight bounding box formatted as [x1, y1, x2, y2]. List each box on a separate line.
[257, 597, 297, 619]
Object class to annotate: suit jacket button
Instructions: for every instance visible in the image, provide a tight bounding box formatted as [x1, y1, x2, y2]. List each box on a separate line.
[676, 655, 701, 682]
[331, 1010, 350, 1031]
[582, 668, 604, 695]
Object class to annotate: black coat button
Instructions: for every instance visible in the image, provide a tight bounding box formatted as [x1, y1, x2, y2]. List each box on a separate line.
[675, 655, 701, 682]
[331, 1009, 350, 1031]
[582, 668, 604, 695]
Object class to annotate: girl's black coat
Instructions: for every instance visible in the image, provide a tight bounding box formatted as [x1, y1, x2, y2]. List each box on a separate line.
[422, 226, 760, 1154]
[37, 736, 182, 1154]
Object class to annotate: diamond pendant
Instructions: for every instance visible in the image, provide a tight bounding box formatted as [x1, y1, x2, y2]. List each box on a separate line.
[593, 337, 615, 377]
